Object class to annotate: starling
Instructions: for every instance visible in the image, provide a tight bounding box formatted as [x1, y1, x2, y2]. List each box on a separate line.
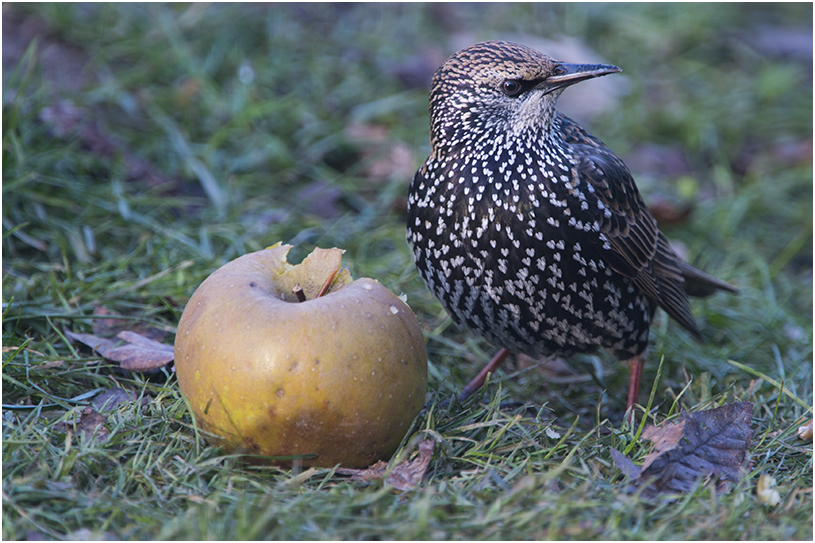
[406, 41, 737, 411]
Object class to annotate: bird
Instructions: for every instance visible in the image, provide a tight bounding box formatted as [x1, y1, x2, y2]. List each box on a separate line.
[406, 41, 737, 414]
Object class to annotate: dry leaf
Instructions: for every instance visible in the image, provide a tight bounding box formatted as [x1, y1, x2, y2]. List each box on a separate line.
[756, 474, 782, 506]
[612, 402, 753, 496]
[338, 460, 389, 483]
[337, 436, 435, 491]
[65, 328, 174, 371]
[55, 407, 109, 441]
[385, 437, 435, 491]
[797, 420, 813, 441]
[640, 420, 686, 472]
[609, 447, 640, 480]
[92, 387, 149, 412]
[545, 427, 562, 440]
[108, 331, 174, 370]
[65, 329, 117, 354]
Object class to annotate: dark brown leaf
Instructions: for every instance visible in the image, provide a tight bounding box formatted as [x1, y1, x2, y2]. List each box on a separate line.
[609, 447, 640, 480]
[105, 331, 174, 370]
[92, 387, 149, 412]
[64, 329, 117, 354]
[613, 402, 753, 496]
[65, 328, 174, 371]
[55, 407, 109, 441]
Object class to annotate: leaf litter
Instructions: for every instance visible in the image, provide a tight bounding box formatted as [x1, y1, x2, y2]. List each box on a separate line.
[65, 328, 174, 371]
[611, 402, 753, 497]
[797, 420, 812, 440]
[54, 407, 109, 442]
[336, 435, 435, 491]
[92, 387, 150, 412]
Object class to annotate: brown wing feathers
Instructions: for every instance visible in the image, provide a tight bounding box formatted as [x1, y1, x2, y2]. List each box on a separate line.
[564, 118, 734, 340]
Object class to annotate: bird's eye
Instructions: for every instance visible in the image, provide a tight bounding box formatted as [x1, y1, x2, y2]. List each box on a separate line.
[501, 79, 523, 97]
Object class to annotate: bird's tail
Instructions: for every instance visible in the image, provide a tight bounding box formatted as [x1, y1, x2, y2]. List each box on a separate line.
[679, 261, 739, 298]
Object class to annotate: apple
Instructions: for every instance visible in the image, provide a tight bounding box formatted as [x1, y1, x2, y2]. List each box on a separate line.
[174, 244, 428, 468]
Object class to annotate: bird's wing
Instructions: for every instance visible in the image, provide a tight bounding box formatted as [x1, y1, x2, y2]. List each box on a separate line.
[556, 114, 701, 338]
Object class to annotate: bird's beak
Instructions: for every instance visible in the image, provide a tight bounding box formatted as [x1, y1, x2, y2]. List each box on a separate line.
[539, 63, 621, 95]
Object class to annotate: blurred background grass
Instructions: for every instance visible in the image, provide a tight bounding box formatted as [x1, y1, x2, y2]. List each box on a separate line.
[3, 3, 812, 540]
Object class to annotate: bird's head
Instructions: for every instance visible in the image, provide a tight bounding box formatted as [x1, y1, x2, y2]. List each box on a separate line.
[428, 41, 620, 147]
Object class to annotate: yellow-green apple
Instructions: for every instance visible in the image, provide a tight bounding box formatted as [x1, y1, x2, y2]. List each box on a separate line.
[174, 245, 427, 467]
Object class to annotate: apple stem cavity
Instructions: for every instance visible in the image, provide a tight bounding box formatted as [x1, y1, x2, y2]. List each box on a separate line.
[317, 269, 340, 298]
[292, 284, 307, 303]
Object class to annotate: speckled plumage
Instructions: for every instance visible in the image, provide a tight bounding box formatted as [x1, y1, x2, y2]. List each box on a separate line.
[406, 41, 736, 396]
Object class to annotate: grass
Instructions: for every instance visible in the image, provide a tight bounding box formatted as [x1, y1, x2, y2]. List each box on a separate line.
[3, 3, 812, 540]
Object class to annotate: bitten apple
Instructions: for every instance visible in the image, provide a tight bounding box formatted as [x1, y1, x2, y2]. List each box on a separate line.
[174, 245, 427, 468]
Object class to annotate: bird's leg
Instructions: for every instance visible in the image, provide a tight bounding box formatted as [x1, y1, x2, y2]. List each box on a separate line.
[626, 354, 645, 419]
[458, 348, 512, 402]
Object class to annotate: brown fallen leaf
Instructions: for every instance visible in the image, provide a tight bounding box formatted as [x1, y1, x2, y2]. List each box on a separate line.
[337, 436, 435, 491]
[338, 460, 389, 483]
[385, 437, 435, 491]
[65, 329, 117, 354]
[54, 407, 109, 441]
[109, 331, 175, 370]
[612, 402, 753, 496]
[797, 420, 813, 441]
[609, 447, 639, 481]
[65, 328, 174, 371]
[92, 387, 150, 412]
